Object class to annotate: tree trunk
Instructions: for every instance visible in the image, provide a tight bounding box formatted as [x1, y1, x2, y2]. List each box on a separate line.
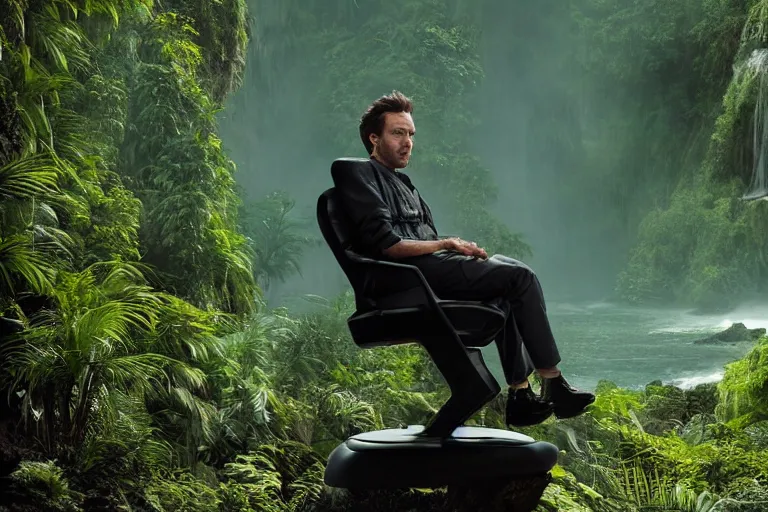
[42, 383, 56, 454]
[59, 383, 73, 444]
[72, 369, 94, 445]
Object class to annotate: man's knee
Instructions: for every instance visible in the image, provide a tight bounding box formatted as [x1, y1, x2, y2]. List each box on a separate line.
[488, 259, 540, 302]
[491, 254, 536, 276]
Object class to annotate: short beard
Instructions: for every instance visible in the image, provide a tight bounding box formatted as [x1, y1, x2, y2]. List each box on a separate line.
[376, 148, 404, 170]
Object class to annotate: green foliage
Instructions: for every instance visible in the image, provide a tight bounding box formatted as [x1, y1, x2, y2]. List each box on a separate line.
[1, 261, 210, 452]
[240, 191, 319, 292]
[0, 0, 150, 312]
[517, 376, 768, 510]
[159, 0, 250, 103]
[717, 337, 768, 427]
[218, 442, 325, 511]
[617, 180, 768, 309]
[589, 381, 645, 423]
[1, 2, 262, 506]
[619, 458, 719, 512]
[615, 0, 768, 307]
[119, 11, 256, 315]
[4, 461, 81, 512]
[5, 2, 768, 512]
[144, 471, 220, 511]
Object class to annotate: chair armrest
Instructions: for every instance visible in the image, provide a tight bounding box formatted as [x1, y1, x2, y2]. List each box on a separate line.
[345, 250, 472, 361]
[345, 250, 441, 310]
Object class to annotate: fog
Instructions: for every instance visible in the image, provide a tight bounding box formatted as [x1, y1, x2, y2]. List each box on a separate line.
[217, 1, 686, 307]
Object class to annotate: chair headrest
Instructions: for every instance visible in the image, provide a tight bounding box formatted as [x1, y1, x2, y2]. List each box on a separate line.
[330, 158, 371, 184]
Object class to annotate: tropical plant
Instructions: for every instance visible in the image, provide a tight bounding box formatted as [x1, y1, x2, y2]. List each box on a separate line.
[240, 190, 319, 293]
[2, 262, 206, 452]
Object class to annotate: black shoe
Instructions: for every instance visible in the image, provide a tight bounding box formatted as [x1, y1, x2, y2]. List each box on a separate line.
[541, 374, 595, 419]
[506, 386, 553, 427]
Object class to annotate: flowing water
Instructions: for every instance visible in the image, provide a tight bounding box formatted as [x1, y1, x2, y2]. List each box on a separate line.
[743, 48, 768, 201]
[482, 301, 768, 392]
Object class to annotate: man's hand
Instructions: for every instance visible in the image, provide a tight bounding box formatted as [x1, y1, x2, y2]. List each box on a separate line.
[441, 237, 488, 259]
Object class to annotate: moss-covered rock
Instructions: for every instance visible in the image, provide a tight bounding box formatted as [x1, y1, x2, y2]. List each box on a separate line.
[694, 322, 767, 344]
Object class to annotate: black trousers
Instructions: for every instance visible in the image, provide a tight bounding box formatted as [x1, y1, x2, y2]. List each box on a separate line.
[405, 251, 562, 385]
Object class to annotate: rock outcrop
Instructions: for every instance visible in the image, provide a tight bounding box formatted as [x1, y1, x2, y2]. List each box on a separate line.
[693, 322, 766, 344]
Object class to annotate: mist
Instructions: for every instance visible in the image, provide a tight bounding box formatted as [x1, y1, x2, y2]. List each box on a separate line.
[218, 0, 763, 317]
[221, 2, 624, 306]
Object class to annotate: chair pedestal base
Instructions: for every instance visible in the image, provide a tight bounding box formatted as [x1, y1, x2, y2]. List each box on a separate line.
[323, 425, 559, 490]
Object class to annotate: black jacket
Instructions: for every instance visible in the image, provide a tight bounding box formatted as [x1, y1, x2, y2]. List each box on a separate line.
[332, 157, 439, 257]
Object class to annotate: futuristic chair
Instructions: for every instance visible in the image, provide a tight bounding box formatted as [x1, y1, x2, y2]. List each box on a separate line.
[318, 158, 559, 490]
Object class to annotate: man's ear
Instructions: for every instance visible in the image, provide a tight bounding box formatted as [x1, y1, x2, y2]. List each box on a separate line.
[369, 133, 379, 147]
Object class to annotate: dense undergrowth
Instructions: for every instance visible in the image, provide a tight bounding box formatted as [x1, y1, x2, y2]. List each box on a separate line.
[4, 290, 768, 511]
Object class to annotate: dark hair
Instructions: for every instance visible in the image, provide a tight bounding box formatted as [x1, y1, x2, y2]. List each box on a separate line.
[359, 91, 414, 154]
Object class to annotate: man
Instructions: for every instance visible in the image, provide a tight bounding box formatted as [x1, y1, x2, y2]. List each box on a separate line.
[333, 91, 594, 427]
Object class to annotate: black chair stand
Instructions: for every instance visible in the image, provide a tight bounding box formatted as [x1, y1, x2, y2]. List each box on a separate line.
[318, 158, 559, 491]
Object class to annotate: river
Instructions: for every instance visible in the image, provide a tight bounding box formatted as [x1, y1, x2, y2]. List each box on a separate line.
[482, 301, 768, 392]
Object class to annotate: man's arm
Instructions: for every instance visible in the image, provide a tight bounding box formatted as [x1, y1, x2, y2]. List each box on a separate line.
[332, 162, 486, 260]
[332, 163, 402, 256]
[383, 239, 446, 259]
[384, 238, 487, 260]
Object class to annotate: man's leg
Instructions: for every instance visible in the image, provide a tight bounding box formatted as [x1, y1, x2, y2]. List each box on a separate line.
[408, 252, 594, 424]
[486, 255, 562, 386]
[411, 253, 561, 379]
[499, 313, 537, 386]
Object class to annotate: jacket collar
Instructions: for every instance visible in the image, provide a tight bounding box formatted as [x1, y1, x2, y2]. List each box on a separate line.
[370, 156, 396, 173]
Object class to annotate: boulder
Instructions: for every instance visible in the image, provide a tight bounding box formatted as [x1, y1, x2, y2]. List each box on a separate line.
[693, 322, 766, 344]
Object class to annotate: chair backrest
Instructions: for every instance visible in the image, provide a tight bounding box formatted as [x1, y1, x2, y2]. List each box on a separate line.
[317, 187, 372, 310]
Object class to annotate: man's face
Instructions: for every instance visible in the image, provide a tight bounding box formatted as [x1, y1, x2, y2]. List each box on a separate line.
[370, 111, 415, 169]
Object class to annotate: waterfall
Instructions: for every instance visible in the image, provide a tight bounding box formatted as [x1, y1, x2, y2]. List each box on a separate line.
[744, 48, 768, 201]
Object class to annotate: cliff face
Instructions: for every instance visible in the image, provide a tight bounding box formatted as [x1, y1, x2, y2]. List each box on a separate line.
[617, 0, 768, 310]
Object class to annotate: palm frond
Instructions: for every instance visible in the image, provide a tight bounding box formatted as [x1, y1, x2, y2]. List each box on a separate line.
[29, 5, 92, 74]
[1, 0, 26, 40]
[0, 234, 54, 294]
[286, 461, 325, 511]
[0, 152, 60, 201]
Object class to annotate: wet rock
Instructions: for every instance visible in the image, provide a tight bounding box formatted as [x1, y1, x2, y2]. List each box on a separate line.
[693, 322, 766, 344]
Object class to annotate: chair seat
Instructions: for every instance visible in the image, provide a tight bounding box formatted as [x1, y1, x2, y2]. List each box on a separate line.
[324, 425, 559, 489]
[348, 299, 506, 349]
